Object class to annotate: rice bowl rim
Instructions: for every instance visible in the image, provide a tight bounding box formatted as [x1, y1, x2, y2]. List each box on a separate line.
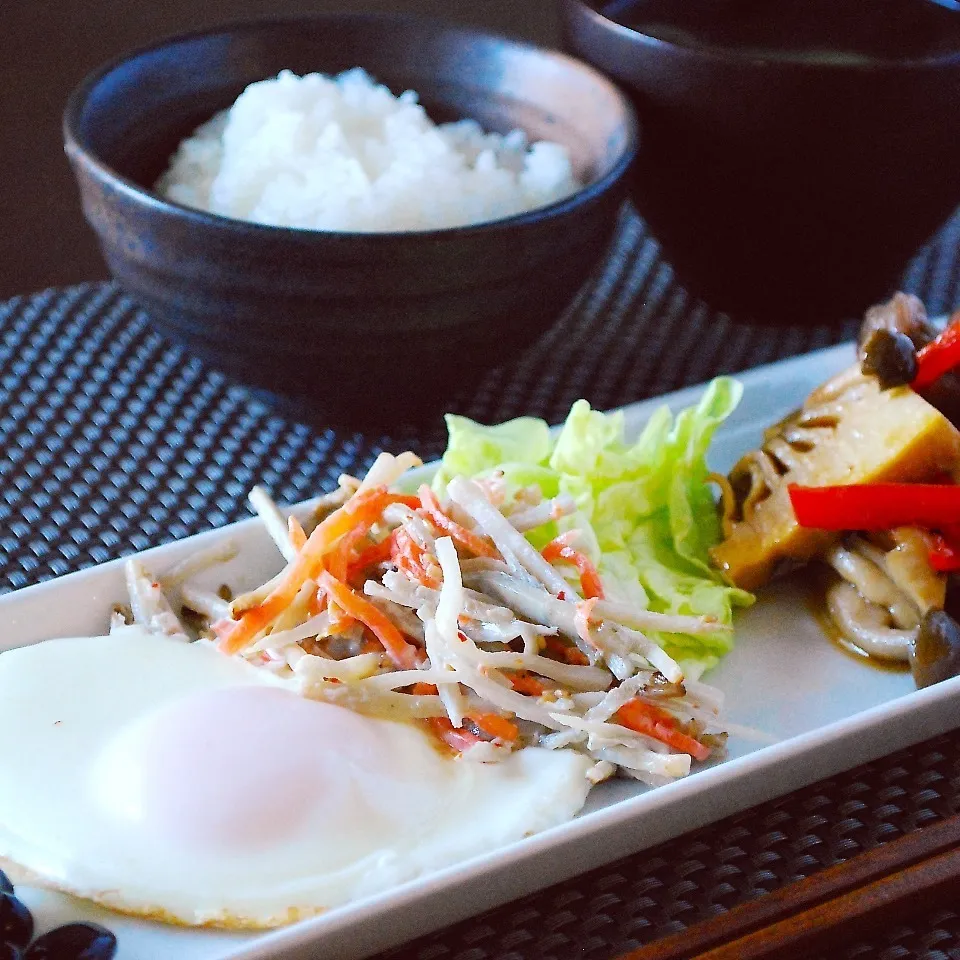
[63, 11, 640, 243]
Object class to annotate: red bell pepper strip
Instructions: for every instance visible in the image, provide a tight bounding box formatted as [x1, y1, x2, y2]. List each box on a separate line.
[927, 523, 960, 572]
[788, 483, 960, 531]
[912, 312, 960, 391]
[928, 534, 960, 572]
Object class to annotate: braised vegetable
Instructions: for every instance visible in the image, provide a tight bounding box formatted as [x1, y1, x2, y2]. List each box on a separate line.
[710, 367, 960, 590]
[857, 294, 960, 426]
[912, 313, 960, 391]
[860, 328, 917, 390]
[817, 530, 946, 663]
[884, 527, 947, 613]
[912, 609, 960, 688]
[858, 292, 933, 353]
[928, 532, 960, 573]
[714, 292, 960, 689]
[788, 483, 960, 531]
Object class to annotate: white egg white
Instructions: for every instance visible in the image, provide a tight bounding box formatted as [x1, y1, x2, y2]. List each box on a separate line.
[0, 627, 592, 928]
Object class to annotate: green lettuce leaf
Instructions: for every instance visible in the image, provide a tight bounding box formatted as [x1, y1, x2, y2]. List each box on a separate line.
[433, 380, 754, 678]
[434, 415, 553, 490]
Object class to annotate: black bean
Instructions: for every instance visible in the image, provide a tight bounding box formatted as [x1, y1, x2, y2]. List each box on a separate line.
[24, 923, 117, 960]
[861, 328, 918, 389]
[0, 894, 32, 950]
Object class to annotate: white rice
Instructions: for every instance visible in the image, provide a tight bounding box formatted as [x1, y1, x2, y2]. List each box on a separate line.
[156, 69, 581, 232]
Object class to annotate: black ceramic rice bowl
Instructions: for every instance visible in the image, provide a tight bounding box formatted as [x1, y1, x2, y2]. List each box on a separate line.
[63, 13, 638, 427]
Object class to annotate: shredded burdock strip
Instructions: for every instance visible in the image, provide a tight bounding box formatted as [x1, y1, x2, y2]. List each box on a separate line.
[118, 455, 728, 784]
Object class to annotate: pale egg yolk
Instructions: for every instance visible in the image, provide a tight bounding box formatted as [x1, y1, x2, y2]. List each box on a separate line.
[94, 686, 421, 856]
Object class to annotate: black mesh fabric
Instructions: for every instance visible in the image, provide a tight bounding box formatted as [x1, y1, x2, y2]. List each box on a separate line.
[1, 206, 959, 959]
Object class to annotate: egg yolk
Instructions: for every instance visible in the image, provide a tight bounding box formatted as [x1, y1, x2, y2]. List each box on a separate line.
[93, 687, 424, 856]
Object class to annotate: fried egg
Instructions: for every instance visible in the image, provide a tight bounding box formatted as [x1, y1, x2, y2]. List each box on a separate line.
[0, 627, 592, 928]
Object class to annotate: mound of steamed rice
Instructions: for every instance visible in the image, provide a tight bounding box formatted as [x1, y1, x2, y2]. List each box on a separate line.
[156, 69, 581, 232]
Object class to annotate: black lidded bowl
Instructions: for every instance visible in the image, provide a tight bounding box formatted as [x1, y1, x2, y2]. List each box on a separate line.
[63, 13, 638, 428]
[560, 0, 960, 326]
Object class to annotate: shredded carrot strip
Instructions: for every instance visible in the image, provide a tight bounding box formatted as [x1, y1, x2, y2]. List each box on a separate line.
[328, 608, 353, 633]
[392, 526, 440, 587]
[326, 592, 354, 635]
[468, 712, 519, 742]
[574, 597, 600, 646]
[331, 495, 415, 583]
[347, 532, 396, 579]
[509, 671, 547, 696]
[287, 516, 307, 551]
[216, 488, 404, 654]
[410, 682, 439, 696]
[328, 522, 374, 583]
[306, 555, 352, 634]
[429, 718, 484, 753]
[390, 494, 422, 510]
[429, 713, 517, 749]
[308, 586, 328, 617]
[544, 635, 591, 666]
[565, 647, 590, 666]
[318, 571, 418, 669]
[542, 533, 605, 599]
[392, 527, 422, 582]
[360, 636, 383, 655]
[615, 698, 711, 762]
[418, 484, 498, 559]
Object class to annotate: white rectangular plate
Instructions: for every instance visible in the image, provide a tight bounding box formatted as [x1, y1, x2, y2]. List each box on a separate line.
[6, 341, 960, 960]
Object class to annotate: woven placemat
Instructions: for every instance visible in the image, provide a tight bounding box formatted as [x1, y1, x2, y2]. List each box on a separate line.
[1, 206, 959, 959]
[376, 732, 960, 960]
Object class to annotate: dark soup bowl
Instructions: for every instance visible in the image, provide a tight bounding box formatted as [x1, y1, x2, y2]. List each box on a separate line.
[560, 0, 960, 325]
[64, 13, 637, 427]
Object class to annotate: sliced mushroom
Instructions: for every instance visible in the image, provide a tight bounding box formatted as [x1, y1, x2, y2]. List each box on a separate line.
[858, 292, 934, 354]
[882, 528, 947, 615]
[826, 581, 917, 662]
[823, 542, 920, 629]
[912, 610, 960, 688]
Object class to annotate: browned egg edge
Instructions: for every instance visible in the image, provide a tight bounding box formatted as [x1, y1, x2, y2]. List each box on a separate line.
[0, 854, 327, 930]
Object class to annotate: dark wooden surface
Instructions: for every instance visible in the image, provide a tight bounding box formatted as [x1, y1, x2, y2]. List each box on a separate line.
[0, 0, 557, 300]
[623, 812, 960, 960]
